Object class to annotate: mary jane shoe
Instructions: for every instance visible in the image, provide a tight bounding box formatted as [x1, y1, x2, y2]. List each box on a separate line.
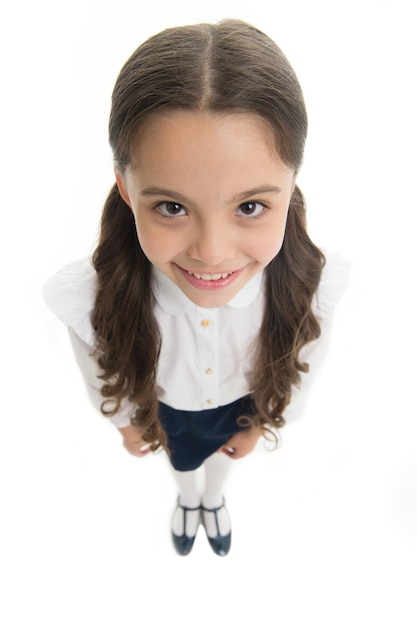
[201, 498, 231, 557]
[171, 498, 201, 556]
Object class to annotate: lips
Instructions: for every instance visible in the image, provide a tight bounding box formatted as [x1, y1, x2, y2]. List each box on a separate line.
[175, 264, 243, 291]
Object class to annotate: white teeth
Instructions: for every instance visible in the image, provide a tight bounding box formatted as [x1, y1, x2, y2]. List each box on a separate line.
[188, 271, 231, 281]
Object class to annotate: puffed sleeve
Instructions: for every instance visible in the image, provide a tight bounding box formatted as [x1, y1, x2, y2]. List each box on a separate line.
[42, 258, 133, 429]
[283, 250, 351, 421]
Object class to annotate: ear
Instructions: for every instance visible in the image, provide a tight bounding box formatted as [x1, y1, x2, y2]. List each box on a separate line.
[114, 168, 132, 208]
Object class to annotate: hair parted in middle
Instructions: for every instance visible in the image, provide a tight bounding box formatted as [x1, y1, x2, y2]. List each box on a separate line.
[92, 19, 326, 452]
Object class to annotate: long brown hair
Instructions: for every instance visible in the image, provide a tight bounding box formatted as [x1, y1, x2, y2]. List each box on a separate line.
[92, 20, 325, 450]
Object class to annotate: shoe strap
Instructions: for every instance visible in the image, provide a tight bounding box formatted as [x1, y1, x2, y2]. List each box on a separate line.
[201, 499, 227, 537]
[175, 498, 201, 538]
[176, 496, 201, 512]
[201, 498, 225, 514]
[177, 503, 201, 512]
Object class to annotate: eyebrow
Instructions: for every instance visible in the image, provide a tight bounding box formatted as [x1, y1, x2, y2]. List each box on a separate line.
[140, 185, 282, 204]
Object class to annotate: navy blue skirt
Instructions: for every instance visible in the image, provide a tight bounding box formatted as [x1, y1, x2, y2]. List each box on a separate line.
[158, 395, 257, 471]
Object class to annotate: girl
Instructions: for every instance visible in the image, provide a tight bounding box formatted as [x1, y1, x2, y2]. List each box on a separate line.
[43, 19, 348, 556]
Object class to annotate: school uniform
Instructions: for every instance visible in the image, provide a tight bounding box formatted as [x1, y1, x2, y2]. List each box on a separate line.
[43, 252, 349, 470]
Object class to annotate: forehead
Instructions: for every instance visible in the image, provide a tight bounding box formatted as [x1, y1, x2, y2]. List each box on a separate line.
[125, 111, 295, 203]
[129, 110, 281, 167]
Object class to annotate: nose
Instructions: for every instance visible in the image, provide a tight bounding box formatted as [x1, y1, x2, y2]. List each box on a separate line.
[188, 218, 235, 266]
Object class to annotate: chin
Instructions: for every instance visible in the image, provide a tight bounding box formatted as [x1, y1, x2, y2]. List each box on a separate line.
[183, 286, 240, 308]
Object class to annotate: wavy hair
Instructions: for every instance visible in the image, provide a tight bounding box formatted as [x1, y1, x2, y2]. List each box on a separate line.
[92, 20, 325, 451]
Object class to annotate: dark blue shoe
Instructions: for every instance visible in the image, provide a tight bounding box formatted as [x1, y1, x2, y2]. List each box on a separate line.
[171, 498, 201, 556]
[202, 499, 231, 556]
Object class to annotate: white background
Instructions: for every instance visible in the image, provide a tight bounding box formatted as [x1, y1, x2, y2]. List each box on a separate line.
[1, 0, 416, 624]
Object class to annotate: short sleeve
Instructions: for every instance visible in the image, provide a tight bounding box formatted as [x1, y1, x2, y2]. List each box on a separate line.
[43, 258, 133, 429]
[312, 250, 352, 325]
[283, 250, 351, 422]
[42, 257, 97, 347]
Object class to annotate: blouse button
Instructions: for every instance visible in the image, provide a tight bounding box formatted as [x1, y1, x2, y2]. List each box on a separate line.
[201, 319, 211, 328]
[206, 399, 213, 405]
[205, 368, 214, 375]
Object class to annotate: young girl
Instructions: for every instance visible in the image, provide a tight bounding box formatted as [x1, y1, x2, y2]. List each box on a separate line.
[43, 19, 348, 557]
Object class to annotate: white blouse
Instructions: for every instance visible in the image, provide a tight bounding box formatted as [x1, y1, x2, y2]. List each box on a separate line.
[43, 251, 350, 429]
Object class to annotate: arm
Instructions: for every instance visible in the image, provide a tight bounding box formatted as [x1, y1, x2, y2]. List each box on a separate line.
[68, 329, 153, 458]
[68, 327, 132, 429]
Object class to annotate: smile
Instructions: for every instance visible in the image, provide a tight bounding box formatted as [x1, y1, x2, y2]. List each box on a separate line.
[175, 265, 243, 291]
[187, 271, 233, 281]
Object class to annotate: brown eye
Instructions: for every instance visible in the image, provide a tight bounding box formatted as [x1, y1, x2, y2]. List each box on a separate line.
[156, 202, 187, 217]
[236, 202, 265, 217]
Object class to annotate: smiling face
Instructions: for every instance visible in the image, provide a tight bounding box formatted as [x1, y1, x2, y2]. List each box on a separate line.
[115, 111, 296, 308]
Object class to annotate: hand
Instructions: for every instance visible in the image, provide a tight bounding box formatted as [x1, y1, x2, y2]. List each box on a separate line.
[118, 425, 151, 458]
[218, 426, 262, 459]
